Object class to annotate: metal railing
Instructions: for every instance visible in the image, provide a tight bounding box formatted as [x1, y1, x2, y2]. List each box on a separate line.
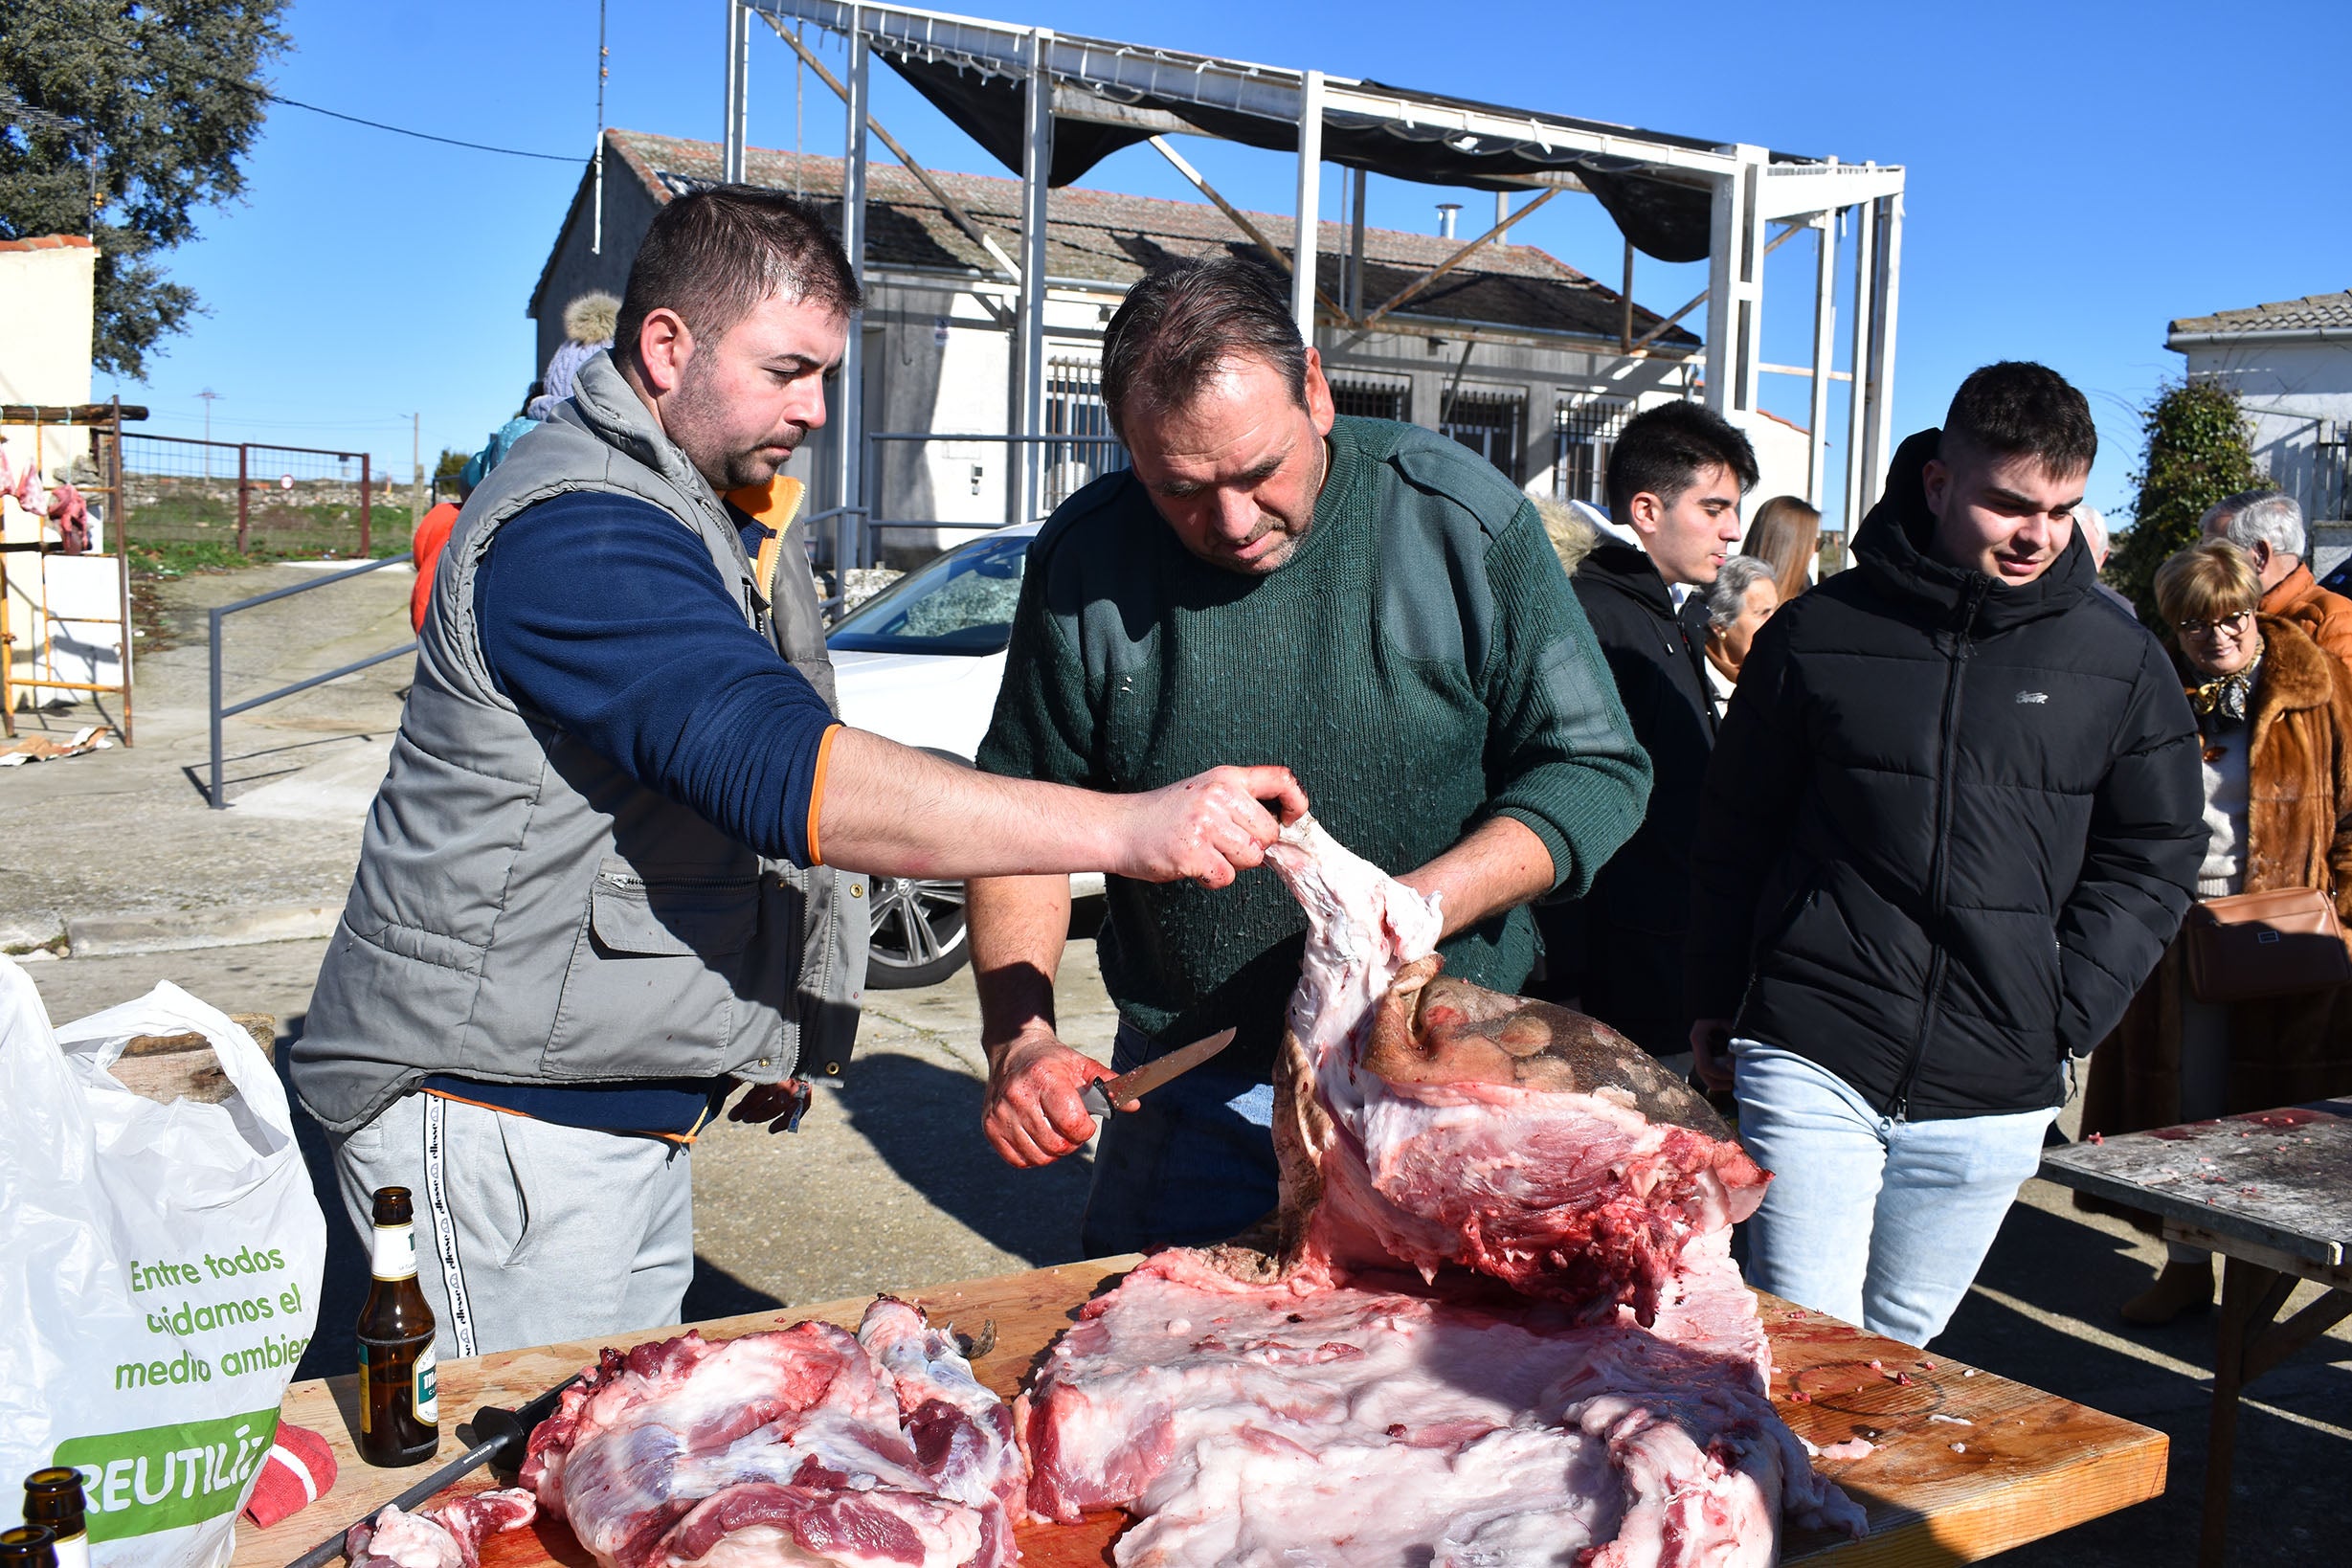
[207, 553, 414, 808]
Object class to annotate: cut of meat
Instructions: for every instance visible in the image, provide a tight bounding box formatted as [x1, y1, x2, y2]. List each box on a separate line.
[856, 1298, 1026, 1568]
[522, 1300, 1019, 1568]
[345, 1488, 537, 1568]
[1018, 817, 1862, 1565]
[1265, 817, 1770, 1323]
[1020, 1248, 1858, 1567]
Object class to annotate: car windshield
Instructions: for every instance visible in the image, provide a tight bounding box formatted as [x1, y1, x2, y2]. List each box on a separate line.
[826, 533, 1030, 656]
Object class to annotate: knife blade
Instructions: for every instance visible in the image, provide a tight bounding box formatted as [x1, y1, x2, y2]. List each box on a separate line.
[279, 1372, 581, 1568]
[1081, 1028, 1238, 1119]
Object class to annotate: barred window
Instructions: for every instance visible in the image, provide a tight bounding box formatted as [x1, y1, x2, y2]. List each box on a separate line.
[1554, 395, 1632, 507]
[1441, 390, 1525, 484]
[1043, 357, 1127, 510]
[1328, 374, 1410, 423]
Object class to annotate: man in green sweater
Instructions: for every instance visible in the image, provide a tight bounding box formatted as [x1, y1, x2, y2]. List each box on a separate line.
[972, 258, 1650, 1255]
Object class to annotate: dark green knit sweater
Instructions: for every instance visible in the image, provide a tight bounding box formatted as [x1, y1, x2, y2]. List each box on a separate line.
[976, 415, 1649, 1079]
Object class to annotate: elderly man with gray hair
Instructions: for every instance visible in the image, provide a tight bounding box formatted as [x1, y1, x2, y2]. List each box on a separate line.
[2202, 487, 2352, 665]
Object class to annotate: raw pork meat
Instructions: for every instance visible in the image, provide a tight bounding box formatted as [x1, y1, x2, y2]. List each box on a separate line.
[345, 1488, 537, 1568]
[522, 1298, 1020, 1568]
[1019, 817, 1862, 1566]
[1266, 817, 1769, 1324]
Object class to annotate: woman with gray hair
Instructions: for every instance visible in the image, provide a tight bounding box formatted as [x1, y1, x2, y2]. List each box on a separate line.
[1700, 554, 1780, 722]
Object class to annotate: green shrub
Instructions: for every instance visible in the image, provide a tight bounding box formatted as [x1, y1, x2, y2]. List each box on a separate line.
[2108, 380, 2267, 626]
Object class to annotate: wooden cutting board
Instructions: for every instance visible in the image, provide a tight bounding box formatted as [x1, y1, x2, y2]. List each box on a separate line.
[230, 1258, 2163, 1568]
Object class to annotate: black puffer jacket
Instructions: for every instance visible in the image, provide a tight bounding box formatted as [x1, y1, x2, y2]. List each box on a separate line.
[1555, 540, 1715, 1053]
[1686, 432, 2203, 1118]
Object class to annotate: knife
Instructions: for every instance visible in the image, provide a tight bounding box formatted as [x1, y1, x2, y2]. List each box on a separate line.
[279, 1372, 582, 1568]
[1081, 1028, 1238, 1119]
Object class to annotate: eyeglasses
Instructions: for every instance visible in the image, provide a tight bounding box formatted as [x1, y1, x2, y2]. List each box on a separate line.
[2174, 610, 2254, 638]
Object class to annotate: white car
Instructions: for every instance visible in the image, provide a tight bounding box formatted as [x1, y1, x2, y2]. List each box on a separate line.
[828, 523, 1105, 987]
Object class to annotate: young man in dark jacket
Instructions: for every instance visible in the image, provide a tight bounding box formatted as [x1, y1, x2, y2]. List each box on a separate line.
[1687, 362, 2202, 1347]
[1543, 404, 1756, 1061]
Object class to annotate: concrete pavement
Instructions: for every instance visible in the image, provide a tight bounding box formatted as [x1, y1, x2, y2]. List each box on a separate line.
[1, 560, 411, 952]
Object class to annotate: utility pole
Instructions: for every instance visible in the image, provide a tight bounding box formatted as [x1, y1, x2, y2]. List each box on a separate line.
[196, 389, 221, 478]
[411, 413, 423, 534]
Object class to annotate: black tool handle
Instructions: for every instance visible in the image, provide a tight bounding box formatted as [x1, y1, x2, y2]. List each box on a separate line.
[276, 1373, 579, 1568]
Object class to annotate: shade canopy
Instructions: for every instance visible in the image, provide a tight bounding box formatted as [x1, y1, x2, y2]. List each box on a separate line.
[752, 1, 1826, 264]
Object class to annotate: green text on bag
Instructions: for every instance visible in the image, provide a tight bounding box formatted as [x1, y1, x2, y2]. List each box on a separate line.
[55, 1407, 282, 1542]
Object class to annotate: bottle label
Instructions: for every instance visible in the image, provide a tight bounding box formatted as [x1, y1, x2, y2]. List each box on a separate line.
[356, 1341, 372, 1435]
[414, 1345, 439, 1424]
[53, 1536, 89, 1568]
[370, 1221, 418, 1281]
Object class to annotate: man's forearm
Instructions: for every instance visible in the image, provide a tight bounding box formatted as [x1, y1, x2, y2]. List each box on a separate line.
[818, 730, 1116, 879]
[815, 730, 1305, 885]
[969, 873, 1071, 1056]
[1398, 815, 1557, 939]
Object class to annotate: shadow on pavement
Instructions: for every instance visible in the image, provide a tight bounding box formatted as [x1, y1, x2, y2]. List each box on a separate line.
[682, 1257, 788, 1322]
[837, 1049, 1094, 1268]
[176, 732, 380, 805]
[1932, 1193, 2351, 1565]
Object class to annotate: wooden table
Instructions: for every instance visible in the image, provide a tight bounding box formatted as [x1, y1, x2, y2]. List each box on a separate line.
[231, 1257, 2164, 1568]
[2040, 1099, 2352, 1568]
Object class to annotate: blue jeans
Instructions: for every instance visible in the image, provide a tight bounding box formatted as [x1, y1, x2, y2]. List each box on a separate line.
[1079, 1023, 1281, 1259]
[1732, 1042, 2055, 1348]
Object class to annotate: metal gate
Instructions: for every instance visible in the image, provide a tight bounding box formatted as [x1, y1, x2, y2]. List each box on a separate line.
[119, 433, 389, 556]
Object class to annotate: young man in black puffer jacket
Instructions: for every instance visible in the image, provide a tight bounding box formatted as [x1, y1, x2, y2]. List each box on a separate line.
[1687, 362, 2202, 1348]
[1544, 404, 1757, 1063]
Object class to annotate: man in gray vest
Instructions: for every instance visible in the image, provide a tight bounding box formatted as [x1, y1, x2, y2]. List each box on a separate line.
[295, 189, 1305, 1358]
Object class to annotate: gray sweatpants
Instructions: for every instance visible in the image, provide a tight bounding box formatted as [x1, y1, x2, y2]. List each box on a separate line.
[330, 1092, 695, 1359]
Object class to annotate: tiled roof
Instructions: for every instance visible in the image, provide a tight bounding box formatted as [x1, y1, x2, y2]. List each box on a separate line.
[2168, 292, 2352, 340]
[0, 235, 95, 252]
[598, 129, 1697, 350]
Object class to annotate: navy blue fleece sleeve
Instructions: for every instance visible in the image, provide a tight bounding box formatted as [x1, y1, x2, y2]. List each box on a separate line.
[475, 491, 839, 865]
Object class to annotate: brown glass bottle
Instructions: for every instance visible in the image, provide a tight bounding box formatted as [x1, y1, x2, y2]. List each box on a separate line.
[0, 1526, 56, 1568]
[356, 1186, 439, 1466]
[21, 1471, 86, 1568]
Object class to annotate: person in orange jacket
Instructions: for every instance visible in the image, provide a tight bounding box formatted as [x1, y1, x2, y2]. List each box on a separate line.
[409, 483, 464, 633]
[2203, 488, 2352, 668]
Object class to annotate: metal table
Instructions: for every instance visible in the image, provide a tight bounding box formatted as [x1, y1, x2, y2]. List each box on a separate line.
[2040, 1098, 2352, 1567]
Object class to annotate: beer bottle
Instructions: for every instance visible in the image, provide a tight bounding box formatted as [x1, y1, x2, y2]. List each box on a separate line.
[20, 1471, 86, 1568]
[0, 1526, 56, 1568]
[356, 1185, 439, 1467]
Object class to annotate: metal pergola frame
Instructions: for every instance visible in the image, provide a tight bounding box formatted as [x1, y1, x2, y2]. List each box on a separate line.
[727, 0, 1904, 533]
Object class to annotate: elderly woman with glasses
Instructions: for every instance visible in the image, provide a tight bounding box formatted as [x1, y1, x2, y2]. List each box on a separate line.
[1699, 554, 1780, 723]
[2082, 536, 2352, 1323]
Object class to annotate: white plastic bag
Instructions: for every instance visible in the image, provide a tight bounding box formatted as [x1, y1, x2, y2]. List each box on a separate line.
[0, 957, 326, 1568]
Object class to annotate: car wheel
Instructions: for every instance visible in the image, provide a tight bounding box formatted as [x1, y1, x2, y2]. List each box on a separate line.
[865, 874, 970, 988]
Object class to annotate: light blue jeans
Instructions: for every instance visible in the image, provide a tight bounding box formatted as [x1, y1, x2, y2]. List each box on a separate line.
[1732, 1042, 2056, 1348]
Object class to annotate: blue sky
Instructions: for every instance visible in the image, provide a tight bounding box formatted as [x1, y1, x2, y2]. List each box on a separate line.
[97, 0, 2348, 526]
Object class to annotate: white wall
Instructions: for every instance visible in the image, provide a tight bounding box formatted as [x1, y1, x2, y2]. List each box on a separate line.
[2179, 337, 2352, 525]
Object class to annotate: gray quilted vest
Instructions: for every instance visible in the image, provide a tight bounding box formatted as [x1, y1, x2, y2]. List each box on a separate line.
[293, 353, 867, 1134]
